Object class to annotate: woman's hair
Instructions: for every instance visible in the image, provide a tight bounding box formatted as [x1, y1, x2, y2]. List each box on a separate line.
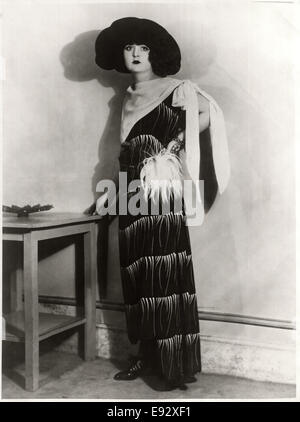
[95, 17, 181, 77]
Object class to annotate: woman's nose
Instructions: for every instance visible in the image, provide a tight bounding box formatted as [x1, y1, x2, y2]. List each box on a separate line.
[132, 46, 140, 56]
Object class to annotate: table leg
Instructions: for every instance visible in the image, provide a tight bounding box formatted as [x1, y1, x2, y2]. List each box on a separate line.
[10, 267, 23, 312]
[23, 232, 39, 391]
[83, 224, 96, 360]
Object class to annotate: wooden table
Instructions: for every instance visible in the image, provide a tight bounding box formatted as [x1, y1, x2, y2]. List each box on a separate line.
[2, 212, 102, 391]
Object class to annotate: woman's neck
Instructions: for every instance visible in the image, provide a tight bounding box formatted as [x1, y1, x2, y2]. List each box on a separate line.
[131, 70, 161, 85]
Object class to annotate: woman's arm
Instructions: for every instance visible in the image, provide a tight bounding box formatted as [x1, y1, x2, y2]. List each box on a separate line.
[197, 93, 210, 133]
[167, 92, 210, 154]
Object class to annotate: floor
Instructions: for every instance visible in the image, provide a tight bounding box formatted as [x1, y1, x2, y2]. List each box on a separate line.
[1, 347, 296, 400]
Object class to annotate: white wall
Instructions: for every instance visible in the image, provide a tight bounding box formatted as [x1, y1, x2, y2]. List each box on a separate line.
[2, 1, 296, 349]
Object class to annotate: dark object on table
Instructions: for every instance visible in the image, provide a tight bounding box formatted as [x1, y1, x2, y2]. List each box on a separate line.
[2, 204, 54, 217]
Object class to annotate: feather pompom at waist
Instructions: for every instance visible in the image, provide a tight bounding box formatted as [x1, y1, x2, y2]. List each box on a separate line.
[140, 149, 183, 202]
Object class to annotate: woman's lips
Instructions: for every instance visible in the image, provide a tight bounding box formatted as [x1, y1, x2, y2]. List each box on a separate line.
[132, 60, 141, 64]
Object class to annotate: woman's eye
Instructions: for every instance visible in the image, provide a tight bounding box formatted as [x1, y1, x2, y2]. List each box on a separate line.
[141, 46, 149, 51]
[124, 45, 132, 51]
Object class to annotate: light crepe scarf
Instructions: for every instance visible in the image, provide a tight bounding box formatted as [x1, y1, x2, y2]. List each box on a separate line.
[120, 77, 230, 226]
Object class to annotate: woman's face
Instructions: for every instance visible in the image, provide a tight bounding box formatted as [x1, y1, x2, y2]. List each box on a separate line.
[123, 44, 152, 74]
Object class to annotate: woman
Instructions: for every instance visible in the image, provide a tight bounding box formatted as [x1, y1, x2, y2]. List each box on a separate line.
[94, 17, 230, 390]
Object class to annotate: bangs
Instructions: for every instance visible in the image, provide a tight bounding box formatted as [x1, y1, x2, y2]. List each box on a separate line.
[122, 40, 151, 48]
[118, 32, 153, 50]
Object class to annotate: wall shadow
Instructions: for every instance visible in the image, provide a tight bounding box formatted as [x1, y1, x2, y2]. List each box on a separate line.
[60, 30, 130, 366]
[60, 30, 130, 205]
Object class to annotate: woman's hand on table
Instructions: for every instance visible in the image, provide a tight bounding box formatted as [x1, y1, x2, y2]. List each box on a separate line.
[95, 192, 109, 215]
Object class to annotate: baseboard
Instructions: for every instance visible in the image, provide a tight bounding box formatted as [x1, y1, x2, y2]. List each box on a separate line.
[96, 323, 296, 384]
[38, 303, 295, 385]
[199, 334, 295, 384]
[38, 295, 296, 330]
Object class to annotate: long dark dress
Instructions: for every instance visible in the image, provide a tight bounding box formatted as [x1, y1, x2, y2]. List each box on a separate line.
[118, 91, 201, 384]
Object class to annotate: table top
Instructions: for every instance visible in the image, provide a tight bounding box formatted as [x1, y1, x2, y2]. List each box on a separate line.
[2, 212, 103, 229]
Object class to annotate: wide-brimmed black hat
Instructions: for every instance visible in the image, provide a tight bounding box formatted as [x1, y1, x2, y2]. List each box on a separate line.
[95, 17, 181, 76]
